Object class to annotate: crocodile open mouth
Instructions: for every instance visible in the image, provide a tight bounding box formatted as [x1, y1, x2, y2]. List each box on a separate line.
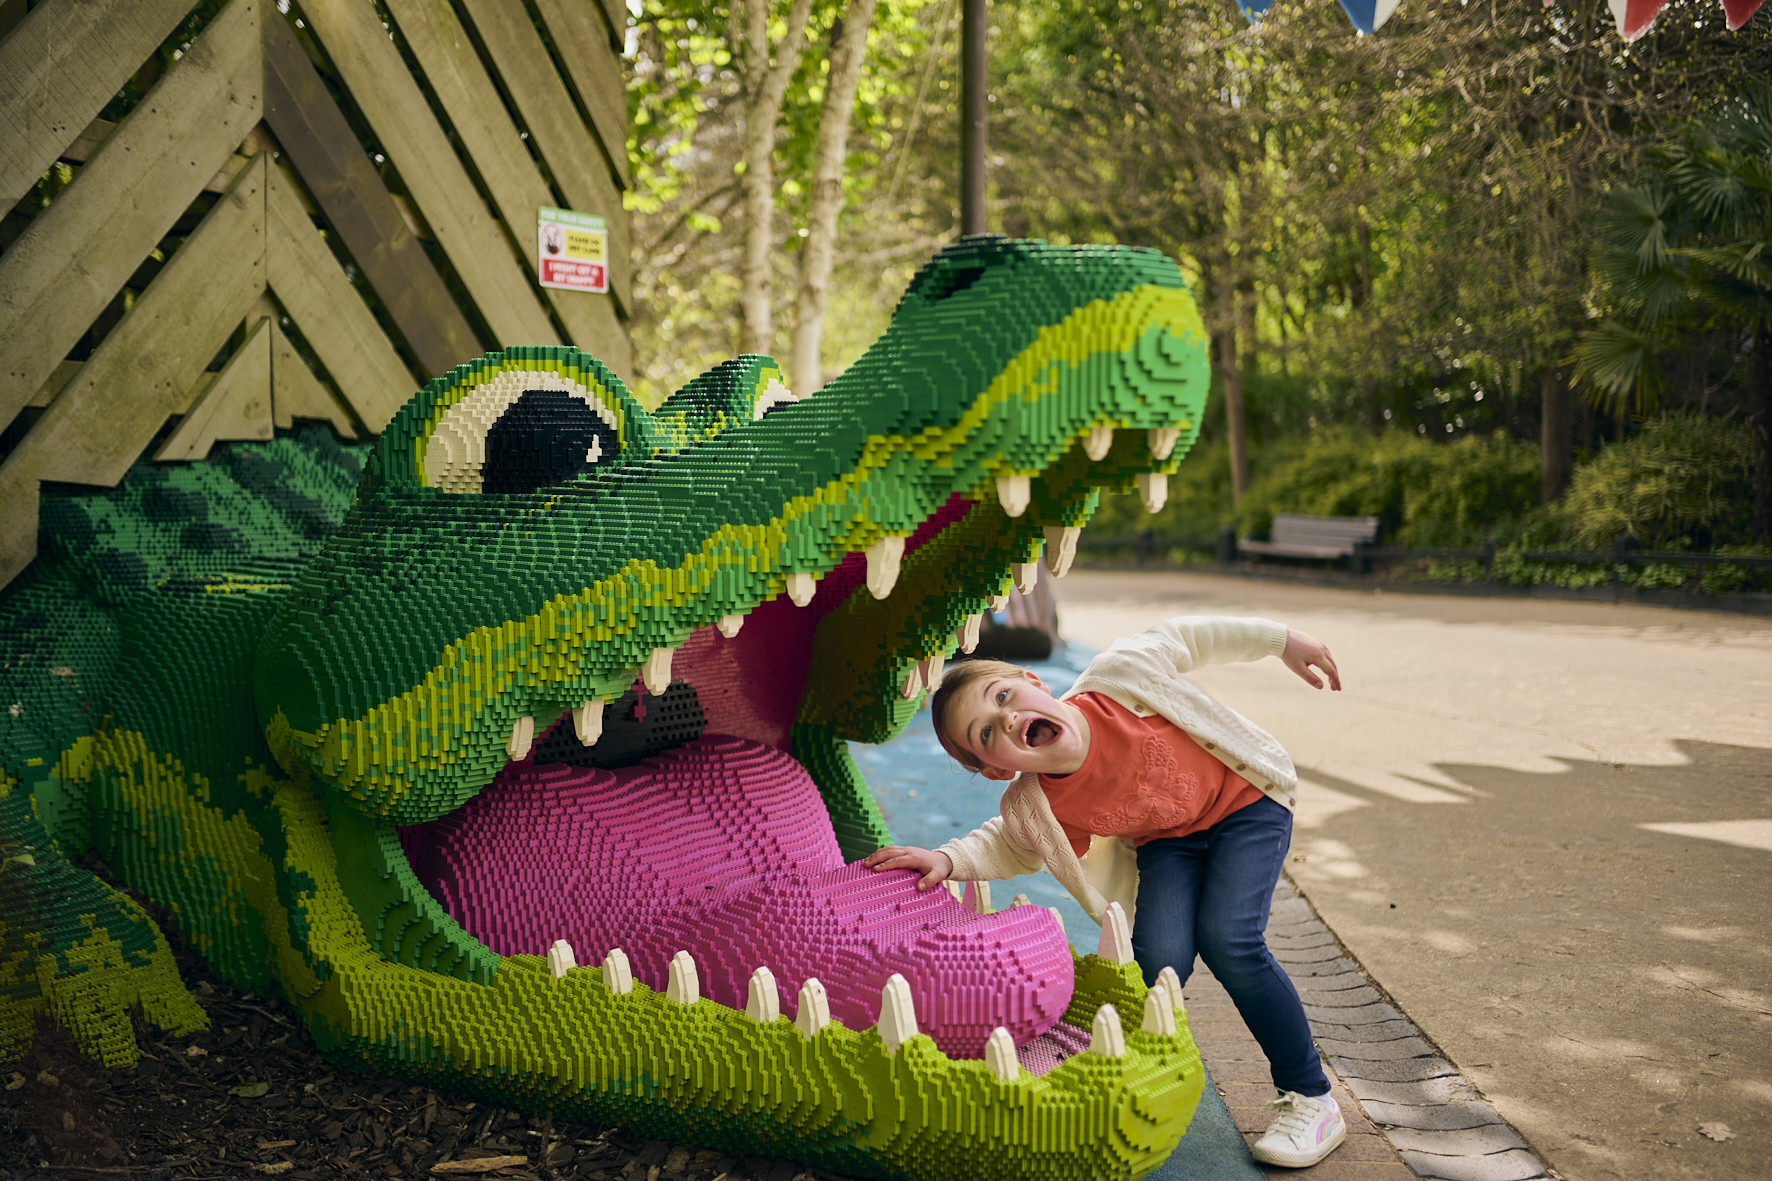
[396, 494, 1084, 1065]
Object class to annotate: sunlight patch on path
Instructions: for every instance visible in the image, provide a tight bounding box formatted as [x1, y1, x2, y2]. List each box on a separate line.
[1639, 819, 1772, 853]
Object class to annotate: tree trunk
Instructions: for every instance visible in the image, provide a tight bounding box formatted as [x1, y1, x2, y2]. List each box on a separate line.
[1218, 329, 1249, 503]
[1753, 321, 1772, 543]
[1540, 365, 1574, 503]
[791, 0, 877, 394]
[737, 0, 815, 356]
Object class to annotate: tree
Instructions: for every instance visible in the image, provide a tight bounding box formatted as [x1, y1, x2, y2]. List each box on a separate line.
[737, 0, 817, 355]
[1575, 82, 1772, 539]
[792, 0, 880, 393]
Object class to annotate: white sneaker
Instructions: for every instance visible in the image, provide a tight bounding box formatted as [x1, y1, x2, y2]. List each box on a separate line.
[1250, 1089, 1346, 1168]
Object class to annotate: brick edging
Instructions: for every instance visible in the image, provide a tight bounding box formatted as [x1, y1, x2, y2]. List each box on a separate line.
[1270, 877, 1556, 1181]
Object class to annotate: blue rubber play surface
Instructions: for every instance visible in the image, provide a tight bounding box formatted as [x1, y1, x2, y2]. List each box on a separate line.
[858, 645, 1264, 1181]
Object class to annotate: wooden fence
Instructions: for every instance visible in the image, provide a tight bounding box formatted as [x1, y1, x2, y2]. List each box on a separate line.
[0, 0, 631, 589]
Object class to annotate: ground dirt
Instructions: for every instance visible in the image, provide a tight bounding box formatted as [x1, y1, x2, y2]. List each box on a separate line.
[1, 875, 845, 1181]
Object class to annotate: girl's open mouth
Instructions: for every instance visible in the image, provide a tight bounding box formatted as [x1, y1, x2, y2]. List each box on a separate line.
[1026, 717, 1061, 748]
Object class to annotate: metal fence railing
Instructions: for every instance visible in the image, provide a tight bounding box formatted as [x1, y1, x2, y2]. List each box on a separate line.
[1079, 528, 1772, 581]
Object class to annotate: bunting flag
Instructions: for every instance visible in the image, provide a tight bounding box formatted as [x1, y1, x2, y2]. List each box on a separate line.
[1337, 0, 1403, 33]
[1237, 0, 1764, 40]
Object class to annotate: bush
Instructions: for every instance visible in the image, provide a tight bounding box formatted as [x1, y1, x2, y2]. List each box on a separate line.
[1233, 426, 1538, 548]
[1560, 412, 1752, 550]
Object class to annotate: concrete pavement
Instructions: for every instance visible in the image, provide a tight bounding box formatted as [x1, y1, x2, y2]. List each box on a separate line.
[1052, 570, 1772, 1181]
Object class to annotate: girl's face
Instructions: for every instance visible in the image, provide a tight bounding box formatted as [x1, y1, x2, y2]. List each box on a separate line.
[952, 670, 1091, 781]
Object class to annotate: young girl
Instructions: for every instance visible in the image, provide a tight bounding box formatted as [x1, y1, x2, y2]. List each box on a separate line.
[862, 615, 1346, 1169]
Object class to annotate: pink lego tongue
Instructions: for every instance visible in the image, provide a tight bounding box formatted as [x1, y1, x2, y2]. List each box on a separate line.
[401, 736, 1075, 1057]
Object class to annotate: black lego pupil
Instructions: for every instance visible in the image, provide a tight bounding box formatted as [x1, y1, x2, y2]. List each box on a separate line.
[481, 388, 616, 494]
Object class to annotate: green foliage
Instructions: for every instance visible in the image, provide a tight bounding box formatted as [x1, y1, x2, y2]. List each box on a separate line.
[1559, 412, 1752, 549]
[1230, 427, 1538, 549]
[1576, 82, 1772, 416]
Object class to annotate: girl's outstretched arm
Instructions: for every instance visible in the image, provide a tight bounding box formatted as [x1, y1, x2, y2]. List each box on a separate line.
[863, 845, 954, 890]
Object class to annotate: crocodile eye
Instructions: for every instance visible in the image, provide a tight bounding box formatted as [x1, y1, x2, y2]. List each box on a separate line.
[751, 376, 800, 420]
[426, 375, 620, 495]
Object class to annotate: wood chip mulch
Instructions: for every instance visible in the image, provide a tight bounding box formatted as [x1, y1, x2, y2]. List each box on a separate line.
[1, 888, 851, 1181]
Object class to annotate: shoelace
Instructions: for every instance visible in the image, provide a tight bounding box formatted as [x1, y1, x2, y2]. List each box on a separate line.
[1265, 1092, 1322, 1137]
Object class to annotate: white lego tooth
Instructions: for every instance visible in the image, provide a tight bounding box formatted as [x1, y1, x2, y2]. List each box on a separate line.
[1087, 1003, 1126, 1058]
[572, 700, 603, 746]
[1148, 427, 1180, 460]
[1049, 908, 1065, 935]
[745, 966, 780, 1023]
[717, 614, 745, 638]
[878, 973, 919, 1054]
[1010, 893, 1031, 908]
[666, 950, 700, 1005]
[958, 613, 982, 654]
[795, 978, 831, 1039]
[785, 571, 816, 607]
[989, 593, 1010, 613]
[962, 880, 992, 914]
[1142, 982, 1178, 1037]
[546, 939, 577, 981]
[1042, 526, 1080, 578]
[1084, 425, 1114, 461]
[901, 665, 922, 700]
[1135, 471, 1168, 514]
[1097, 900, 1134, 964]
[1156, 964, 1186, 1016]
[985, 1027, 1019, 1082]
[505, 715, 534, 761]
[865, 535, 906, 599]
[920, 652, 945, 692]
[643, 647, 675, 696]
[1013, 561, 1038, 596]
[995, 474, 1030, 518]
[945, 880, 965, 901]
[602, 948, 633, 995]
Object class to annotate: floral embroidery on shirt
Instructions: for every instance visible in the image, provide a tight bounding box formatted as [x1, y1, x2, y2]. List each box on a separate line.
[1088, 735, 1199, 833]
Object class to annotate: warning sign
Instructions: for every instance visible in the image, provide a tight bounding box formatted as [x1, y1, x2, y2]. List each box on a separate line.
[537, 206, 608, 293]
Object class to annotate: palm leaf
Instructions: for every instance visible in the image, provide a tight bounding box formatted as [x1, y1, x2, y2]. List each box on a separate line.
[1573, 318, 1667, 418]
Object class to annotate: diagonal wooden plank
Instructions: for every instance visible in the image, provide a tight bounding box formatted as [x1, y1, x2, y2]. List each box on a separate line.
[266, 164, 416, 433]
[0, 155, 267, 587]
[154, 315, 274, 461]
[270, 318, 358, 439]
[591, 0, 626, 52]
[376, 0, 624, 371]
[0, 0, 264, 429]
[261, 11, 482, 377]
[296, 0, 559, 351]
[530, 0, 630, 190]
[459, 0, 631, 314]
[0, 0, 194, 208]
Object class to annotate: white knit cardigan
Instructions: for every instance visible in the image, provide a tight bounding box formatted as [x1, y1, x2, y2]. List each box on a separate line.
[936, 616, 1298, 928]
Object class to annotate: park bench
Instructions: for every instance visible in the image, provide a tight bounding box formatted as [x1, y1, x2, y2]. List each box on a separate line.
[1238, 513, 1380, 573]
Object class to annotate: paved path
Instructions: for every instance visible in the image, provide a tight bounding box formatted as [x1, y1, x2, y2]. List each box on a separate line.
[1053, 571, 1772, 1181]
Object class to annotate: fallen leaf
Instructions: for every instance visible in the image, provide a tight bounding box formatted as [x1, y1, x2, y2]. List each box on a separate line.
[431, 1157, 529, 1174]
[1698, 1122, 1735, 1142]
[184, 1045, 208, 1058]
[229, 1081, 271, 1097]
[258, 1163, 294, 1175]
[36, 1069, 58, 1086]
[4, 1073, 23, 1091]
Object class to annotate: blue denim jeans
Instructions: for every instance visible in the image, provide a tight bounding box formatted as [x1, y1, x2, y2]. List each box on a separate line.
[1132, 795, 1329, 1096]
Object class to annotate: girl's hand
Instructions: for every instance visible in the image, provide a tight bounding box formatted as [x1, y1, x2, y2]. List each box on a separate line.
[1281, 628, 1342, 691]
[863, 845, 954, 891]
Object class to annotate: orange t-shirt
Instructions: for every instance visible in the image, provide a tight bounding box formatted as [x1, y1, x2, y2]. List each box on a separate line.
[1037, 691, 1266, 858]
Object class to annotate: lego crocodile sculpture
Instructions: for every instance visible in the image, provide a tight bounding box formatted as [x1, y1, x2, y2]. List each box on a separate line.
[1, 236, 1213, 1180]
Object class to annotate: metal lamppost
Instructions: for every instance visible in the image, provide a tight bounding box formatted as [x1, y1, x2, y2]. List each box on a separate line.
[960, 0, 986, 234]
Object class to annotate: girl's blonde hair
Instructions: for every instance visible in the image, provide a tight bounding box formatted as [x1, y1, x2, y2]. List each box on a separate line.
[929, 658, 1027, 773]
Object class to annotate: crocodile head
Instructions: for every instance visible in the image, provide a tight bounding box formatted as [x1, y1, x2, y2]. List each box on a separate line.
[251, 236, 1212, 1177]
